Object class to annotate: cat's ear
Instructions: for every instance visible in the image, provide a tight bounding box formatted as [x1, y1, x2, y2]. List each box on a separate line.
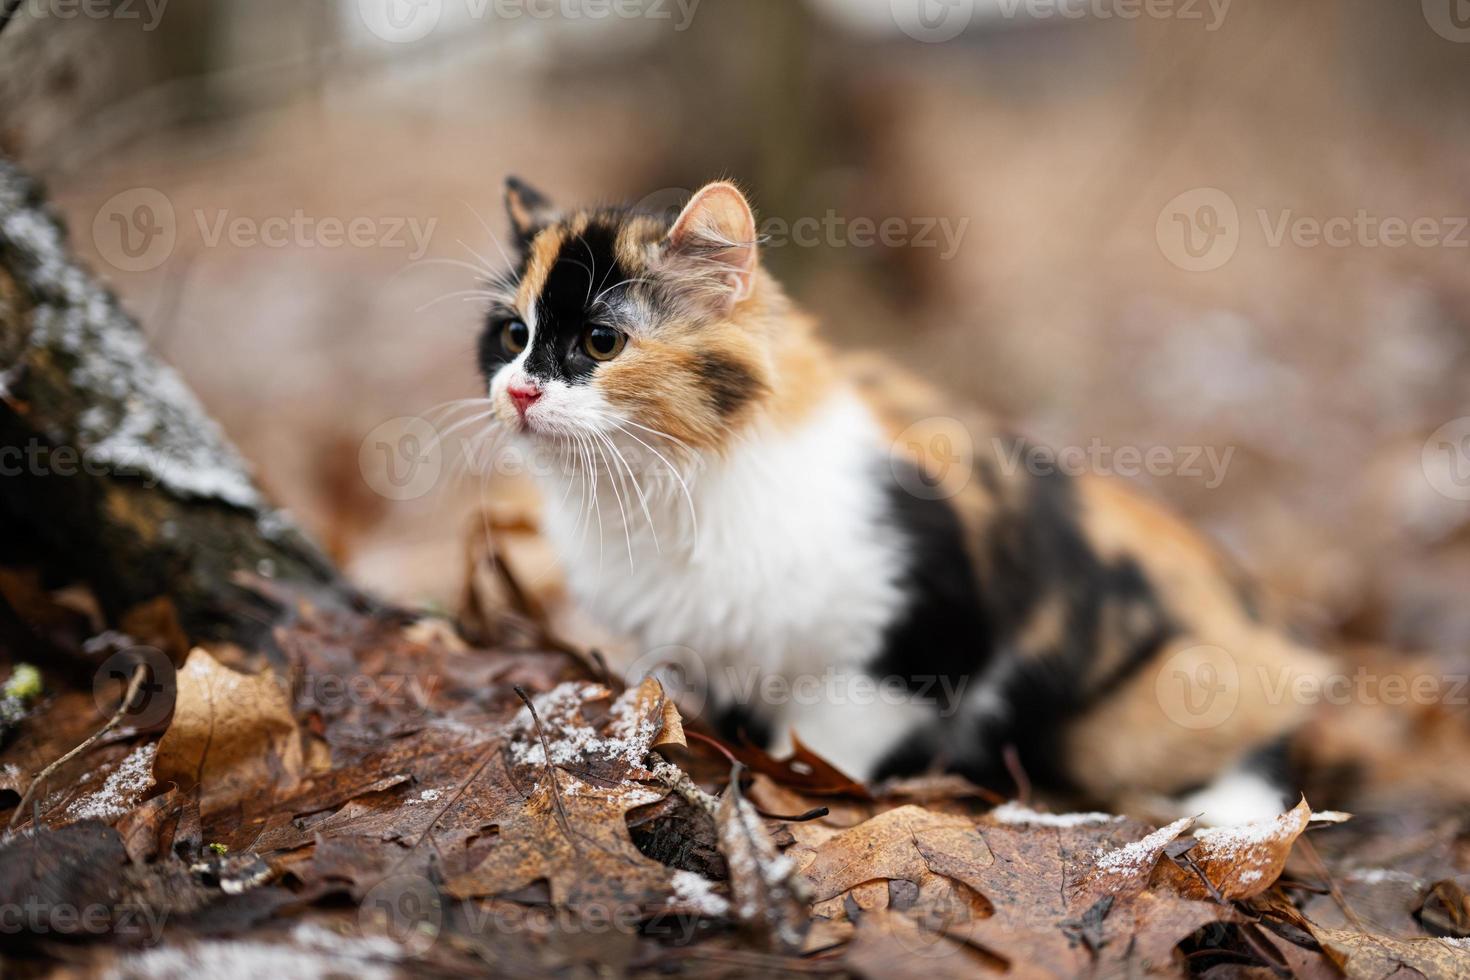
[664, 181, 759, 311]
[504, 176, 557, 246]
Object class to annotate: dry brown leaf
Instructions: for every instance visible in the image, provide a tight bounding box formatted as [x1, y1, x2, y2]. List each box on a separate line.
[803, 805, 980, 903]
[1309, 925, 1470, 978]
[845, 909, 1007, 978]
[1154, 799, 1312, 901]
[976, 820, 1230, 976]
[152, 648, 303, 824]
[717, 769, 810, 952]
[444, 766, 673, 910]
[727, 733, 870, 798]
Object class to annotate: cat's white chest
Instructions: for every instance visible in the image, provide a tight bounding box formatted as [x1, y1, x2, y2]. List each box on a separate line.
[536, 390, 908, 695]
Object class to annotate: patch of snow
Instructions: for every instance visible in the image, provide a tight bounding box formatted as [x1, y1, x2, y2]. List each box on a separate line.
[509, 682, 661, 770]
[406, 789, 442, 804]
[105, 922, 402, 980]
[991, 802, 1121, 828]
[0, 161, 263, 510]
[1093, 816, 1194, 876]
[64, 743, 157, 823]
[1344, 868, 1421, 886]
[1193, 807, 1299, 857]
[669, 870, 730, 917]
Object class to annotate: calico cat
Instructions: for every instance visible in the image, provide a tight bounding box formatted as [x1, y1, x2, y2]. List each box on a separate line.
[474, 177, 1330, 824]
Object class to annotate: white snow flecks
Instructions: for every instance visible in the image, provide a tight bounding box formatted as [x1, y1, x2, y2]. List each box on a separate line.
[0, 162, 262, 510]
[509, 681, 663, 770]
[990, 801, 1122, 828]
[668, 870, 731, 917]
[65, 743, 157, 823]
[1092, 816, 1194, 877]
[104, 922, 403, 980]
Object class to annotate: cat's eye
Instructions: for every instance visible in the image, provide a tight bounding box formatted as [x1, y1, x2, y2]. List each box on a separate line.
[500, 319, 529, 355]
[582, 325, 626, 362]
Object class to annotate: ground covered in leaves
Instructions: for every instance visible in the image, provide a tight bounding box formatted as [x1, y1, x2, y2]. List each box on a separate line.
[1, 567, 1469, 979]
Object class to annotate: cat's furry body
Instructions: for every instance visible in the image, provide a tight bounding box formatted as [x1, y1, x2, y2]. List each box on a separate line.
[475, 178, 1330, 823]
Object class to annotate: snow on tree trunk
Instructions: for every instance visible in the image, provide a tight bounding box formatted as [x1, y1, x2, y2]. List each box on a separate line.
[0, 157, 346, 640]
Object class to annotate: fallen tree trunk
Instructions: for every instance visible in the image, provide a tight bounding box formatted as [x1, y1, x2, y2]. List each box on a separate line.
[0, 158, 351, 642]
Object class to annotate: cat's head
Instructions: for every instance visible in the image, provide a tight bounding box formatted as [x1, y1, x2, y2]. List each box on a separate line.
[478, 179, 780, 456]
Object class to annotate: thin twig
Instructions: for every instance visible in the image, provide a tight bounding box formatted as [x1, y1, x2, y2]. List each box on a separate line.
[1002, 744, 1031, 805]
[384, 736, 501, 881]
[686, 729, 740, 767]
[1294, 834, 1371, 935]
[7, 664, 147, 831]
[755, 805, 830, 823]
[514, 685, 578, 851]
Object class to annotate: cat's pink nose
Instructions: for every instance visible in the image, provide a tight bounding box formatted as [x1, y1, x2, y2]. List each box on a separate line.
[508, 382, 542, 417]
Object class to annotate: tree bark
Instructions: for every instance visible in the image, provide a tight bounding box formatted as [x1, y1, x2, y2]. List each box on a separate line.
[0, 157, 352, 643]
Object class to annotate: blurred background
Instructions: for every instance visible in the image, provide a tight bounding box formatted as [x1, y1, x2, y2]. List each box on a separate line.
[2, 0, 1468, 671]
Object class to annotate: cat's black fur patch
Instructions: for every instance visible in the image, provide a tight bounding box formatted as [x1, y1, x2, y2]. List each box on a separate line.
[693, 351, 761, 418]
[869, 440, 1178, 796]
[520, 222, 630, 385]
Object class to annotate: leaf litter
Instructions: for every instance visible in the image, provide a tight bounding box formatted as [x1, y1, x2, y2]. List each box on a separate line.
[1, 571, 1469, 977]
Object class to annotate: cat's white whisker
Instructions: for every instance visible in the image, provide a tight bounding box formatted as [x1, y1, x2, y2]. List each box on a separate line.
[593, 434, 636, 573]
[597, 429, 660, 555]
[598, 416, 699, 545]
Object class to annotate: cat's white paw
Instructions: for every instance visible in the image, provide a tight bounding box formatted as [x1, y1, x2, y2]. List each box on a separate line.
[1175, 768, 1288, 827]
